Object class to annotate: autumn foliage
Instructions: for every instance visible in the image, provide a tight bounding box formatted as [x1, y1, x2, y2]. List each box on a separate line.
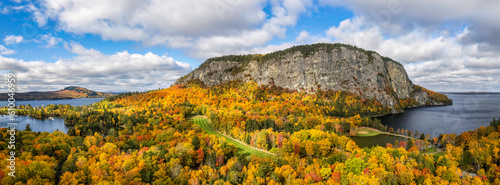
[0, 80, 496, 184]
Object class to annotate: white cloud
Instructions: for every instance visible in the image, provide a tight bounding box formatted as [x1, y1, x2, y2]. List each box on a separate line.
[319, 0, 500, 47]
[0, 43, 191, 92]
[4, 35, 23, 45]
[6, 0, 498, 92]
[40, 34, 61, 48]
[187, 0, 314, 58]
[28, 0, 314, 59]
[40, 0, 266, 40]
[0, 45, 15, 55]
[26, 3, 47, 26]
[294, 30, 331, 45]
[0, 3, 47, 25]
[323, 17, 500, 92]
[325, 17, 463, 64]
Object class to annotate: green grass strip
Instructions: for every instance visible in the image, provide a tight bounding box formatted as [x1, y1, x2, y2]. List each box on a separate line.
[355, 127, 383, 137]
[191, 116, 274, 158]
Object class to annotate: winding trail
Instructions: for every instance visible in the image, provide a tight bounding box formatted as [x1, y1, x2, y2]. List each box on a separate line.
[190, 115, 275, 158]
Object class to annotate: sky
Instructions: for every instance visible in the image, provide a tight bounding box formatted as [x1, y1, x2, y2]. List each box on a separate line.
[0, 0, 499, 92]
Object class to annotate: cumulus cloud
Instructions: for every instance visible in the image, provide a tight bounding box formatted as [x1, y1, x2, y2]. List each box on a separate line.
[26, 3, 47, 26]
[4, 35, 23, 45]
[26, 0, 314, 58]
[41, 0, 266, 39]
[0, 45, 15, 55]
[5, 0, 499, 92]
[326, 17, 463, 63]
[0, 3, 47, 25]
[324, 17, 500, 92]
[0, 43, 191, 92]
[319, 0, 500, 48]
[40, 34, 61, 48]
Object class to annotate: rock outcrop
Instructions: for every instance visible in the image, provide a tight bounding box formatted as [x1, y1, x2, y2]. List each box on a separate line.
[175, 43, 451, 112]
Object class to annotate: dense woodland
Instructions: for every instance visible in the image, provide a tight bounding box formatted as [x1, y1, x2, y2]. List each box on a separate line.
[0, 80, 498, 184]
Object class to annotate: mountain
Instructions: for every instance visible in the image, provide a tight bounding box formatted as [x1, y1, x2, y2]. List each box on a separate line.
[175, 43, 452, 113]
[0, 86, 114, 101]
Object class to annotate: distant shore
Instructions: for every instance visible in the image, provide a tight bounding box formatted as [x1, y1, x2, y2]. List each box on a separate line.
[441, 92, 500, 94]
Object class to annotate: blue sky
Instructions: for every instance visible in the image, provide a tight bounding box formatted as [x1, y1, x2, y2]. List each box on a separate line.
[0, 0, 499, 92]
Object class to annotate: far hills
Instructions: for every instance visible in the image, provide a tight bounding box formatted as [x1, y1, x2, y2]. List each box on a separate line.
[175, 43, 452, 113]
[0, 86, 114, 101]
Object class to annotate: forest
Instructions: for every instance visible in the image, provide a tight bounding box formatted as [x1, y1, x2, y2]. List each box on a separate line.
[0, 80, 499, 184]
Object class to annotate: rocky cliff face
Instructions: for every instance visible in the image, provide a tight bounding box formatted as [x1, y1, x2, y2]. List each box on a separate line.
[175, 43, 451, 112]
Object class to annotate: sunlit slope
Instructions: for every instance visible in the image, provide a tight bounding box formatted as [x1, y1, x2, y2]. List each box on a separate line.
[191, 116, 274, 158]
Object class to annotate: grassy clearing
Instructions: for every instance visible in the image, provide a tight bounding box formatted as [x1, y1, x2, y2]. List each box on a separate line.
[355, 127, 383, 137]
[191, 116, 274, 158]
[423, 147, 437, 154]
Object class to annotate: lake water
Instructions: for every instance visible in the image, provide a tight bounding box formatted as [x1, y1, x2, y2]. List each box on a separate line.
[0, 115, 68, 133]
[0, 98, 104, 133]
[351, 94, 500, 148]
[0, 98, 104, 108]
[379, 94, 500, 137]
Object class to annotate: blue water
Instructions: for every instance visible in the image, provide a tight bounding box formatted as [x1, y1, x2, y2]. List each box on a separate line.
[352, 94, 500, 148]
[0, 98, 104, 133]
[0, 115, 68, 133]
[379, 94, 500, 137]
[0, 98, 104, 107]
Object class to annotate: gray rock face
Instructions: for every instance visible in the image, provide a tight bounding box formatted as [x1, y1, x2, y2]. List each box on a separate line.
[175, 44, 442, 112]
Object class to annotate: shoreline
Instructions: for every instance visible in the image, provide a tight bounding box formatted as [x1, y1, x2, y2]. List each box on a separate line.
[354, 126, 420, 140]
[370, 103, 454, 119]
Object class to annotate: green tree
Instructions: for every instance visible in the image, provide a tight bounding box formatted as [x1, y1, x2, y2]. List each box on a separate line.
[25, 124, 32, 131]
[407, 139, 415, 150]
[192, 135, 200, 150]
[345, 157, 366, 175]
[320, 167, 332, 179]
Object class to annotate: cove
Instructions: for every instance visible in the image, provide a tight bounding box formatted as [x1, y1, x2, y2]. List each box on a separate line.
[0, 115, 68, 133]
[0, 98, 105, 133]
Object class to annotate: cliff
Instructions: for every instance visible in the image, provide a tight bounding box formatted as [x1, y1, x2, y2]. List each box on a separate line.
[175, 43, 452, 112]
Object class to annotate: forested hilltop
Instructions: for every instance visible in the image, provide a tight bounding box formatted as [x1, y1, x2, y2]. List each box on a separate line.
[0, 86, 114, 100]
[175, 43, 452, 113]
[0, 80, 498, 184]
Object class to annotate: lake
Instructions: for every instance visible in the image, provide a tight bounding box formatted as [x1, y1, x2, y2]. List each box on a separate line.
[351, 94, 500, 148]
[0, 98, 104, 133]
[379, 94, 500, 138]
[0, 115, 68, 133]
[0, 98, 104, 108]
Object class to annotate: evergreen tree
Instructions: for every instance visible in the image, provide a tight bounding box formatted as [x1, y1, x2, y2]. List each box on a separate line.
[407, 139, 415, 150]
[192, 135, 200, 150]
[25, 124, 32, 131]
